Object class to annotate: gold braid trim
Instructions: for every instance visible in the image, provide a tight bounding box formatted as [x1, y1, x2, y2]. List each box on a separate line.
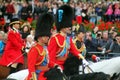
[73, 38, 85, 52]
[73, 38, 79, 50]
[73, 38, 85, 60]
[78, 54, 84, 60]
[30, 72, 37, 80]
[35, 46, 46, 66]
[77, 44, 85, 52]
[55, 36, 66, 48]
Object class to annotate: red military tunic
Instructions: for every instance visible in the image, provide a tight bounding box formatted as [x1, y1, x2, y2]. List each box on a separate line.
[0, 29, 25, 66]
[26, 43, 49, 80]
[48, 33, 81, 69]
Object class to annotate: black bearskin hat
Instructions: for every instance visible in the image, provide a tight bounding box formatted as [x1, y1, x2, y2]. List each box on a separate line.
[55, 5, 74, 31]
[35, 13, 54, 41]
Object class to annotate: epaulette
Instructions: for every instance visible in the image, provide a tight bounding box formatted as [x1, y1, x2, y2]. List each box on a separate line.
[54, 34, 65, 48]
[35, 45, 46, 65]
[48, 33, 58, 45]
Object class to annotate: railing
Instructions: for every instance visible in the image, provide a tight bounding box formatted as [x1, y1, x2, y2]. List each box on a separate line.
[87, 52, 120, 59]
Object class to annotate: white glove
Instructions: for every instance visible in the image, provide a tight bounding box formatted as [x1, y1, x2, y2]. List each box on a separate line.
[96, 57, 100, 62]
[82, 59, 89, 67]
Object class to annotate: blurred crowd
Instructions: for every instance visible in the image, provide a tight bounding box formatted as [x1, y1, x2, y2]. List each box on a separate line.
[0, 0, 120, 23]
[0, 0, 120, 59]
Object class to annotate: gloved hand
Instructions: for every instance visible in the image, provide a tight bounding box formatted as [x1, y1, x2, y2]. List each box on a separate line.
[92, 54, 100, 62]
[82, 59, 89, 67]
[96, 57, 100, 62]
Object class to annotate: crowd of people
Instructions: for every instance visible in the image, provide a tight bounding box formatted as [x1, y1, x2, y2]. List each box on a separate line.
[0, 0, 120, 80]
[0, 0, 120, 24]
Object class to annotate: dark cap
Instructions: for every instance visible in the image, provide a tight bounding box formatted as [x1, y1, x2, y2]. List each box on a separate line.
[9, 18, 21, 26]
[74, 24, 86, 34]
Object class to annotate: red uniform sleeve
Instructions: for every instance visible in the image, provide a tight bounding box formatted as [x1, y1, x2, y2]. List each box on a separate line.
[48, 37, 58, 67]
[69, 37, 80, 58]
[27, 47, 38, 78]
[8, 31, 24, 50]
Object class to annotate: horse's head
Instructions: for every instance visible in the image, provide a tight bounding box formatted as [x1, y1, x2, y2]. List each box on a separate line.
[44, 66, 67, 80]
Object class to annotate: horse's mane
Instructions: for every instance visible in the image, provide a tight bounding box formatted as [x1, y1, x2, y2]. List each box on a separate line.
[44, 66, 67, 80]
[63, 54, 82, 76]
[70, 72, 110, 80]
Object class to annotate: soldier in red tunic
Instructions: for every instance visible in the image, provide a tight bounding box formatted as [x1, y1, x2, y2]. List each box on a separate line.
[48, 5, 89, 70]
[0, 18, 25, 74]
[26, 13, 54, 80]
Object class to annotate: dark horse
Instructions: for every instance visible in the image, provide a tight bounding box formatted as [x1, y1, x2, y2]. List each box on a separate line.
[44, 66, 111, 80]
[44, 66, 68, 80]
[63, 54, 119, 80]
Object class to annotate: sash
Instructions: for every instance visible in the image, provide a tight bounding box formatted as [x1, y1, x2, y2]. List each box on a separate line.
[35, 46, 49, 78]
[56, 36, 70, 57]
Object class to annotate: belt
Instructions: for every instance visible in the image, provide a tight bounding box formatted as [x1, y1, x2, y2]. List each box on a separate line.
[56, 56, 67, 61]
[35, 65, 49, 71]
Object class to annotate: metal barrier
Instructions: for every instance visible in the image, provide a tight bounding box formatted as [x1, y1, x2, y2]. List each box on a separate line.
[87, 52, 120, 59]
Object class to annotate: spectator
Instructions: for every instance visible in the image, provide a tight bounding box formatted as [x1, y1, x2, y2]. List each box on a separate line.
[34, 2, 43, 19]
[81, 5, 89, 22]
[91, 26, 99, 38]
[20, 2, 29, 20]
[75, 2, 82, 16]
[25, 30, 35, 53]
[107, 34, 120, 53]
[95, 3, 102, 23]
[85, 31, 98, 52]
[114, 3, 120, 21]
[101, 2, 108, 22]
[20, 22, 31, 40]
[88, 7, 97, 24]
[6, 0, 15, 20]
[97, 31, 113, 53]
[105, 4, 113, 22]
